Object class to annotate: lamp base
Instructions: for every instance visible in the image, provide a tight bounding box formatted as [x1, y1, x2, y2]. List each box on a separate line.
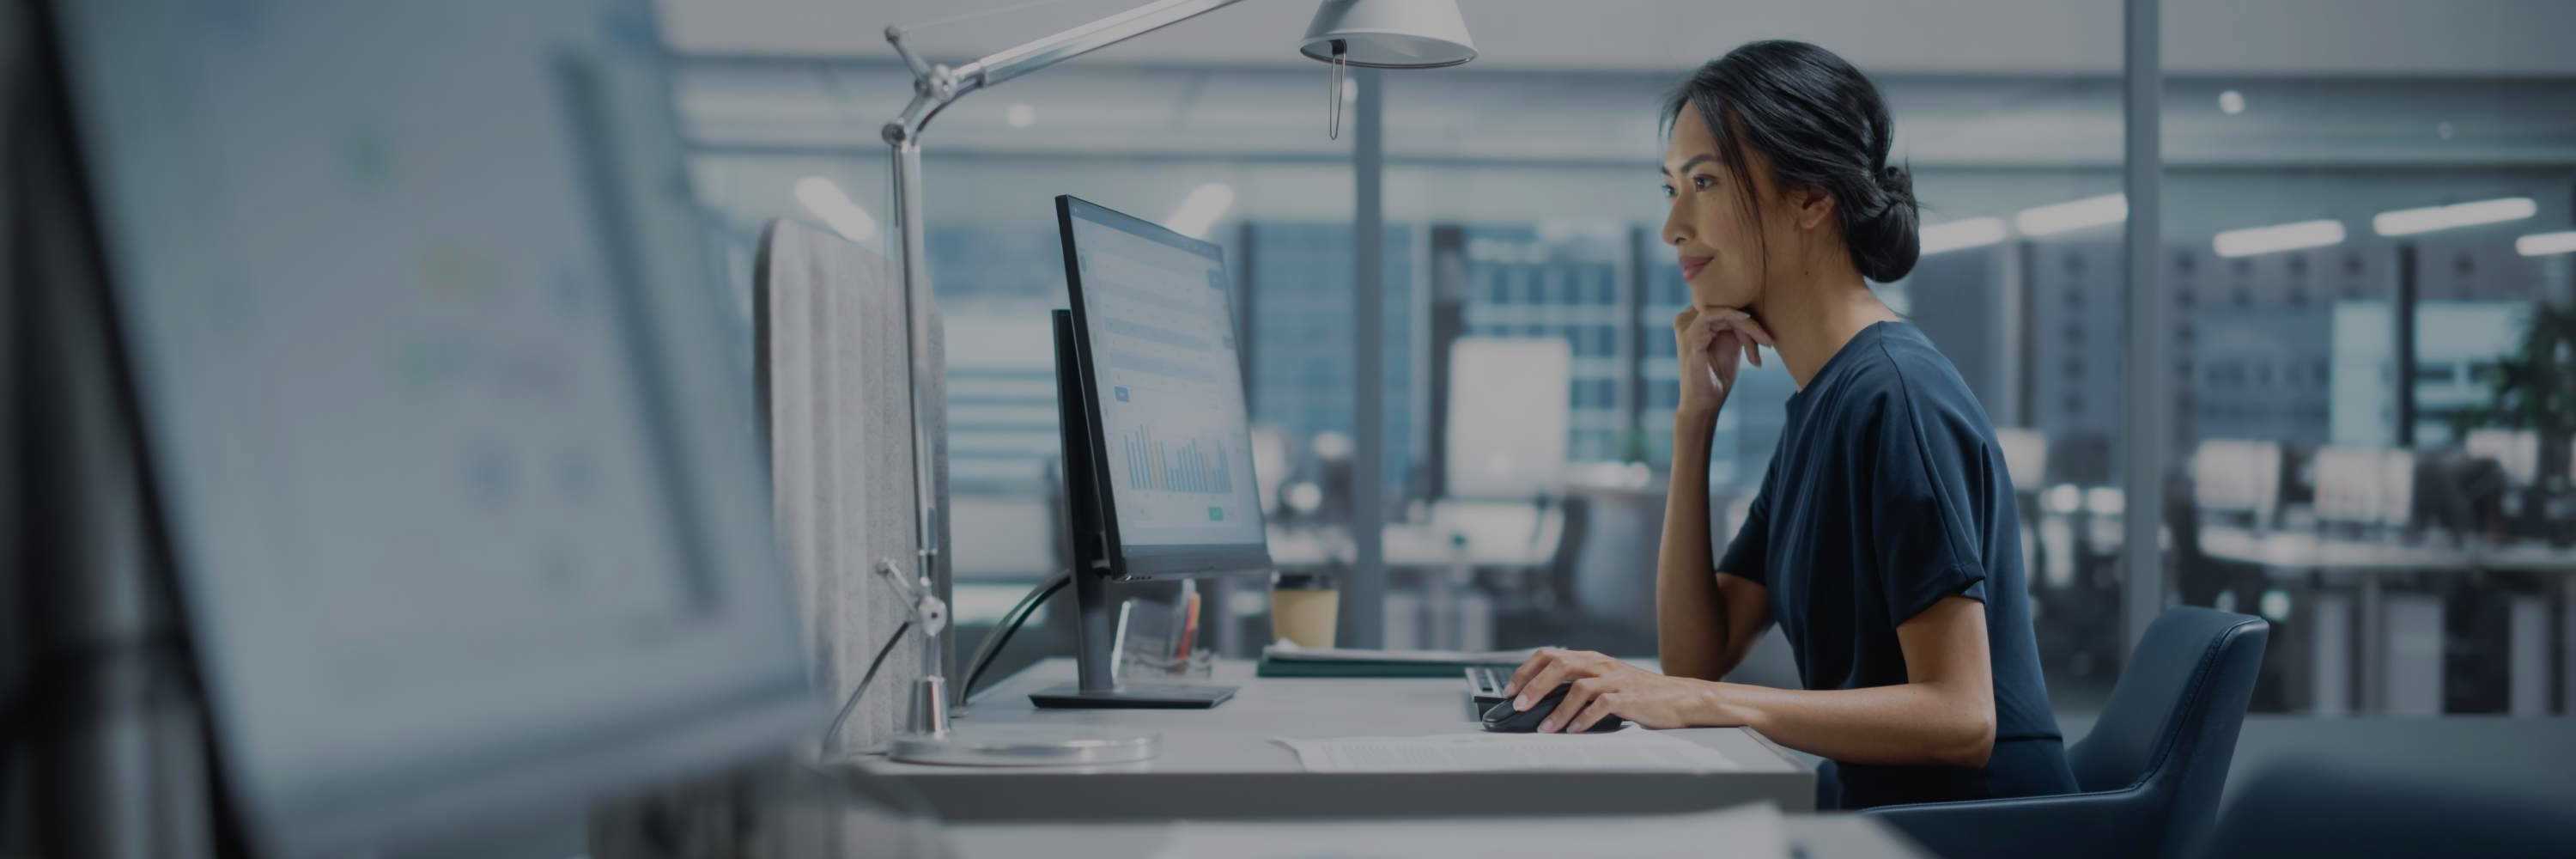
[883, 725, 1158, 766]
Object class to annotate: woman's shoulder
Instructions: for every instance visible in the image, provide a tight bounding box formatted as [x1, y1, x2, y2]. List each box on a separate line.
[1814, 324, 1962, 399]
[1819, 324, 1996, 439]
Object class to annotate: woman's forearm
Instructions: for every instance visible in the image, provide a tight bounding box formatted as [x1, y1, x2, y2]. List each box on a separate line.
[1693, 680, 1997, 769]
[1656, 408, 1730, 680]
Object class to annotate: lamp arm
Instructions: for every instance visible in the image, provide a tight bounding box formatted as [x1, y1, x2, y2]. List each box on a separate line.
[881, 0, 1255, 143]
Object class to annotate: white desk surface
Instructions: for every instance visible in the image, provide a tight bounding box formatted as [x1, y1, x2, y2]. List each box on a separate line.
[860, 658, 1815, 820]
[2197, 526, 2576, 576]
[945, 813, 1929, 859]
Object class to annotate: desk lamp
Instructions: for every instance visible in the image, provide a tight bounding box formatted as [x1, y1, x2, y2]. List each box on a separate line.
[873, 0, 1473, 765]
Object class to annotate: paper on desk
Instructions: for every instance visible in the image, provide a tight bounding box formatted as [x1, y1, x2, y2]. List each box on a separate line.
[1274, 729, 1742, 773]
[1262, 642, 1540, 665]
[1150, 801, 1786, 859]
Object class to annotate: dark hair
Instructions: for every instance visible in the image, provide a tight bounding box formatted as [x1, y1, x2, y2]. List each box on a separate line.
[1662, 40, 1919, 283]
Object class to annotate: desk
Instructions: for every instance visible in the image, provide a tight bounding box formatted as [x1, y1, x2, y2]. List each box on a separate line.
[1267, 525, 1555, 569]
[866, 658, 1814, 820]
[945, 814, 1929, 859]
[2198, 527, 2576, 715]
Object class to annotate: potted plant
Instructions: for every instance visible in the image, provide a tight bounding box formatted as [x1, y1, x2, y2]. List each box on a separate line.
[2447, 299, 2576, 544]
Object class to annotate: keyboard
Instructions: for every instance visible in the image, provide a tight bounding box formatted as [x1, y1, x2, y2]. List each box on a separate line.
[1464, 665, 1511, 709]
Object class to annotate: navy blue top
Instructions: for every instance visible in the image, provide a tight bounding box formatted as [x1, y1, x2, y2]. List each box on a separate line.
[1716, 321, 2073, 810]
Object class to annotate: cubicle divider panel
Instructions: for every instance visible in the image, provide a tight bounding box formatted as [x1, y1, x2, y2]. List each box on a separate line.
[756, 218, 943, 753]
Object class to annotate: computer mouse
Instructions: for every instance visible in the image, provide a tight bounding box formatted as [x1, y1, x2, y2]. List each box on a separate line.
[1479, 685, 1626, 734]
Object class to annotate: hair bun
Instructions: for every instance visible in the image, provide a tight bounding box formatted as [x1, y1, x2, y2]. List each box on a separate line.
[1875, 163, 1915, 208]
[1851, 161, 1920, 283]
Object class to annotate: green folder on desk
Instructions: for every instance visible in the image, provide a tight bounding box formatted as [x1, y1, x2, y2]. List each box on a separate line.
[1255, 645, 1538, 678]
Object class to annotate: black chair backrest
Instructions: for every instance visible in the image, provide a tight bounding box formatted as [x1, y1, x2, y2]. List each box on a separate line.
[2069, 606, 2269, 853]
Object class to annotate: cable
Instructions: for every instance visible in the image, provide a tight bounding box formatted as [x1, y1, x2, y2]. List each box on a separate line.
[959, 570, 1072, 703]
[822, 619, 912, 752]
[960, 572, 1069, 702]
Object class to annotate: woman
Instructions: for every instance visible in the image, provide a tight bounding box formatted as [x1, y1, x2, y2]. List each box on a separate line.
[1500, 40, 2074, 811]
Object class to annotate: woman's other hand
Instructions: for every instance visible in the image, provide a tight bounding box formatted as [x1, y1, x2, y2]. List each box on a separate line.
[1671, 307, 1773, 417]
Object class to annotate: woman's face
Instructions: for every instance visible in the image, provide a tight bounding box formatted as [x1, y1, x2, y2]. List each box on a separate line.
[1660, 107, 1776, 314]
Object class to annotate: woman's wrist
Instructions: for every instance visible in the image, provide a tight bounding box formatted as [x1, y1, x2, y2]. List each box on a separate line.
[1674, 401, 1722, 431]
[1694, 680, 1763, 729]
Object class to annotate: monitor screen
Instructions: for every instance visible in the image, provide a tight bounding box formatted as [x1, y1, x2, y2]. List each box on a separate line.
[52, 1, 809, 854]
[1058, 197, 1269, 560]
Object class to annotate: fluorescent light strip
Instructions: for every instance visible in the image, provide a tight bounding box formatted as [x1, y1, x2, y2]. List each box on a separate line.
[2518, 230, 2576, 257]
[2372, 197, 2536, 236]
[2214, 219, 2346, 258]
[792, 176, 877, 243]
[2015, 194, 2127, 236]
[1919, 217, 2008, 254]
[1163, 182, 1236, 239]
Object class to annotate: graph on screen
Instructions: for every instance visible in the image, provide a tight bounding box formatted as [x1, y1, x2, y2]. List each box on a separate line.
[1071, 211, 1267, 547]
[1118, 424, 1236, 497]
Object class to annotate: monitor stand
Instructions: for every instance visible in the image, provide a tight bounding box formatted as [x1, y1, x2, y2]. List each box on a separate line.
[1023, 570, 1235, 709]
[1028, 311, 1236, 710]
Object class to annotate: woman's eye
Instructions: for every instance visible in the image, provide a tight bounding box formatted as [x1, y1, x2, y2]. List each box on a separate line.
[1692, 174, 1715, 191]
[1659, 185, 1675, 199]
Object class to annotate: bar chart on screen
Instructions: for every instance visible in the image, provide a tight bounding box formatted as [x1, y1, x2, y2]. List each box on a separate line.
[1119, 424, 1236, 496]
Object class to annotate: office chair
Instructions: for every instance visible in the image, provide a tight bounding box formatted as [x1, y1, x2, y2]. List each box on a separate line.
[2197, 757, 2576, 859]
[1863, 606, 2269, 859]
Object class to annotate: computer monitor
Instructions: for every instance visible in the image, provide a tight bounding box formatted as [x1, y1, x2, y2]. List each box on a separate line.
[1033, 195, 1273, 709]
[51, 2, 811, 855]
[2464, 429, 2541, 487]
[2314, 445, 2415, 530]
[1445, 337, 1571, 499]
[2190, 439, 2284, 527]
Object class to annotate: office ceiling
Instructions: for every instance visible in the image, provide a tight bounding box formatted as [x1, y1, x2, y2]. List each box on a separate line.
[662, 0, 2576, 76]
[676, 59, 2576, 169]
[670, 1, 2576, 240]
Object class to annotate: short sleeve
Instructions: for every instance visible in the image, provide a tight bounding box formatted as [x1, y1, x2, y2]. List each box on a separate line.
[1871, 386, 1990, 624]
[1716, 465, 1776, 587]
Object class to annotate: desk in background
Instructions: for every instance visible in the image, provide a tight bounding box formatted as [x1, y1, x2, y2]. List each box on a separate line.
[867, 658, 1814, 820]
[1265, 499, 1565, 570]
[2198, 526, 2576, 716]
[1265, 501, 1567, 651]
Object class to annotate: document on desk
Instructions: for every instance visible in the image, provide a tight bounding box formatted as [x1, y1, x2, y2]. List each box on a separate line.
[1261, 643, 1540, 665]
[1274, 729, 1742, 773]
[1151, 801, 1786, 859]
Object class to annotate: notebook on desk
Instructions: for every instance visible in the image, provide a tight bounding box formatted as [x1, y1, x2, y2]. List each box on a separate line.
[1256, 643, 1538, 678]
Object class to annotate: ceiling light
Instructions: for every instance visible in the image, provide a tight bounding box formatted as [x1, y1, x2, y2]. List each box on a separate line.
[1163, 182, 1236, 239]
[2015, 194, 2128, 236]
[792, 176, 876, 243]
[2516, 230, 2576, 257]
[2218, 90, 2245, 114]
[2214, 219, 2345, 258]
[1919, 217, 2009, 254]
[2372, 197, 2536, 236]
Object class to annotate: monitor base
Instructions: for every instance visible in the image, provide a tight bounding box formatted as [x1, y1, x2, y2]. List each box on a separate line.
[1027, 682, 1237, 709]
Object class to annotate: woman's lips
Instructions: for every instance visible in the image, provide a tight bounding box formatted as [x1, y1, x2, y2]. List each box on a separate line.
[1679, 255, 1711, 280]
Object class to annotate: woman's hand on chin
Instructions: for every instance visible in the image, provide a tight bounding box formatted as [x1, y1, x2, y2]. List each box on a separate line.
[1671, 307, 1775, 417]
[1500, 648, 1721, 732]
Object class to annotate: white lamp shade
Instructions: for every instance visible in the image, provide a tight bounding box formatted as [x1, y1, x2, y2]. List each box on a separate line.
[1298, 0, 1476, 69]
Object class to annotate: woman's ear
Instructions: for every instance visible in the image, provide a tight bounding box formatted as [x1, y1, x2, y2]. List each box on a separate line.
[1791, 186, 1837, 231]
